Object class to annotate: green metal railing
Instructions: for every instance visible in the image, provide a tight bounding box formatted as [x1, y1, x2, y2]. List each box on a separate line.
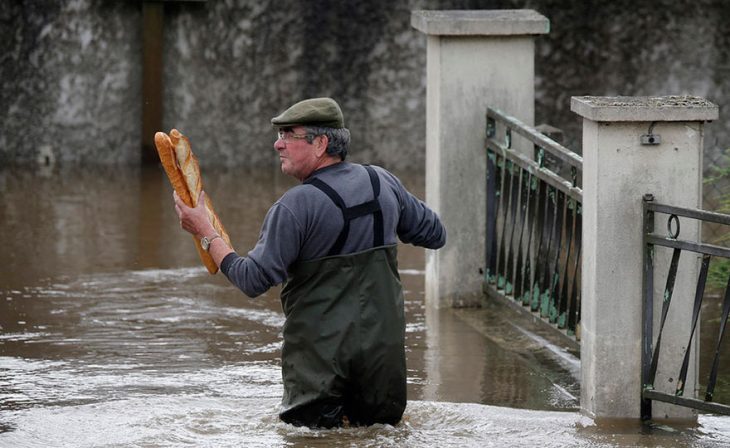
[642, 196, 730, 418]
[484, 108, 583, 345]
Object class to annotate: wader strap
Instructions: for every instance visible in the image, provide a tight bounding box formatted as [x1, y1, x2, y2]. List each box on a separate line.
[364, 166, 385, 250]
[304, 165, 384, 256]
[304, 178, 352, 255]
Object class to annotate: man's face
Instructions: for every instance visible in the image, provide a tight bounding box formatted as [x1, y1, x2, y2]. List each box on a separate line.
[274, 126, 320, 181]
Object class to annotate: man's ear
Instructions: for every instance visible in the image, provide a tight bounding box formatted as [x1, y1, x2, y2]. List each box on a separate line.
[314, 134, 329, 158]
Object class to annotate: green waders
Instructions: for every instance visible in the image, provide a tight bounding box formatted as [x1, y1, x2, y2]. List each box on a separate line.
[278, 166, 407, 428]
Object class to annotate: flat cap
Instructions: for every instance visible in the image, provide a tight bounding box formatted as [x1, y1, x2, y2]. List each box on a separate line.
[271, 97, 344, 129]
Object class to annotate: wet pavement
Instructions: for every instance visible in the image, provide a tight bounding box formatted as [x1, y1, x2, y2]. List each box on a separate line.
[1, 164, 729, 447]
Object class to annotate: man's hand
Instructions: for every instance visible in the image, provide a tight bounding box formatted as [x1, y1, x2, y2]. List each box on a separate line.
[174, 191, 216, 239]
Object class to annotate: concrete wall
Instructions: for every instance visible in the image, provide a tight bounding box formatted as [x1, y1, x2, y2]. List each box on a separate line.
[159, 0, 428, 167]
[2, 0, 729, 168]
[1, 0, 142, 164]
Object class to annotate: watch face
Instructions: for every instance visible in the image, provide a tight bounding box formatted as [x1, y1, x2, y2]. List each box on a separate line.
[201, 237, 209, 251]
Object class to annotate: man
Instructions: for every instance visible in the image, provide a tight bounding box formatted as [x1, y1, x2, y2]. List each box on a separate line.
[174, 97, 446, 428]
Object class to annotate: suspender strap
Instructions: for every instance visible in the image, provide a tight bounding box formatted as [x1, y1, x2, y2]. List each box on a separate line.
[304, 165, 384, 256]
[343, 200, 380, 220]
[305, 178, 351, 255]
[364, 166, 385, 249]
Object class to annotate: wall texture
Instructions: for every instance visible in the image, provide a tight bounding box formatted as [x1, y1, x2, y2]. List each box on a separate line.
[1, 0, 142, 164]
[1, 0, 729, 169]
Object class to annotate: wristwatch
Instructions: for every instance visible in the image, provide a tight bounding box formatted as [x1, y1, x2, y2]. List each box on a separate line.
[201, 234, 221, 252]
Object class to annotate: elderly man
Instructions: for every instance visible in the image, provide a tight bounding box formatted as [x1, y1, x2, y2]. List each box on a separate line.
[174, 97, 446, 428]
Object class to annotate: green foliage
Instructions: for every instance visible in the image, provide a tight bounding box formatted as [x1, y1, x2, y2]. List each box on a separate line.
[709, 258, 730, 291]
[705, 148, 730, 187]
[706, 147, 730, 290]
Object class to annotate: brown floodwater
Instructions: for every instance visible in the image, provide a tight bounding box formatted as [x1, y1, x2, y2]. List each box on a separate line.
[1, 164, 729, 447]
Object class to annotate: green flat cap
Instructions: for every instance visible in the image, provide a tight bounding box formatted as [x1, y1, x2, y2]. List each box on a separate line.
[271, 97, 344, 129]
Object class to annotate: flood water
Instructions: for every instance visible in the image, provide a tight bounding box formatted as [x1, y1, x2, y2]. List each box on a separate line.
[1, 164, 730, 447]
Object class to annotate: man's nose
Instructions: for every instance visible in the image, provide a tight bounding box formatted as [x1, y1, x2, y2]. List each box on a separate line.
[274, 139, 285, 151]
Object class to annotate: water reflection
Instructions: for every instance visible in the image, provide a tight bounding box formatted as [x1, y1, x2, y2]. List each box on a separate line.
[1, 165, 729, 446]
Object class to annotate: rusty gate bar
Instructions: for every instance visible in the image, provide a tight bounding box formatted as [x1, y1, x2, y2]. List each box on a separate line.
[495, 157, 511, 288]
[546, 190, 565, 320]
[486, 152, 499, 284]
[567, 226, 581, 337]
[514, 173, 532, 300]
[505, 162, 520, 294]
[484, 108, 583, 346]
[676, 254, 711, 396]
[647, 248, 682, 387]
[707, 275, 730, 401]
[530, 181, 549, 311]
[641, 194, 655, 420]
[520, 172, 538, 306]
[642, 196, 730, 418]
[557, 198, 576, 329]
[537, 186, 556, 315]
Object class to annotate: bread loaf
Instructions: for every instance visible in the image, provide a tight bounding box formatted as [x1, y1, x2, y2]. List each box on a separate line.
[154, 129, 232, 274]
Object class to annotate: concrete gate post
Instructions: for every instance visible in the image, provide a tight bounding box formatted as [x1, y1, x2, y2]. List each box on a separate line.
[572, 96, 719, 420]
[411, 10, 549, 308]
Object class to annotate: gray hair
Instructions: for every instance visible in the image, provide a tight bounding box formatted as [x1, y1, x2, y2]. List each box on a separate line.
[304, 126, 351, 161]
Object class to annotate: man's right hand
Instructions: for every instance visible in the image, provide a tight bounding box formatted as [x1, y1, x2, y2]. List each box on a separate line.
[174, 190, 216, 239]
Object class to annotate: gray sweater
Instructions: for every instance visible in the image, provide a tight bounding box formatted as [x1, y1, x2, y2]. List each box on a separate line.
[221, 162, 446, 297]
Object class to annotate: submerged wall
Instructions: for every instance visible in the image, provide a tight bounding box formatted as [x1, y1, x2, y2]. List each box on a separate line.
[2, 0, 729, 169]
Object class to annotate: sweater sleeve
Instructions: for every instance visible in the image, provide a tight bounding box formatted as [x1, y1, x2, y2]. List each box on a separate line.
[381, 168, 446, 249]
[220, 201, 303, 298]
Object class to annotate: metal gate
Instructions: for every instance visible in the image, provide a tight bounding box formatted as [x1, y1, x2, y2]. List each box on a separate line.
[642, 194, 730, 418]
[484, 108, 583, 346]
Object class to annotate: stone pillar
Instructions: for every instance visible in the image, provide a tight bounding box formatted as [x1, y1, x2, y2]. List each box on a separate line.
[572, 96, 719, 420]
[411, 10, 549, 308]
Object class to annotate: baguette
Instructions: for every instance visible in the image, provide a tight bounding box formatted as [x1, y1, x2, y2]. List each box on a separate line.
[154, 129, 232, 274]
